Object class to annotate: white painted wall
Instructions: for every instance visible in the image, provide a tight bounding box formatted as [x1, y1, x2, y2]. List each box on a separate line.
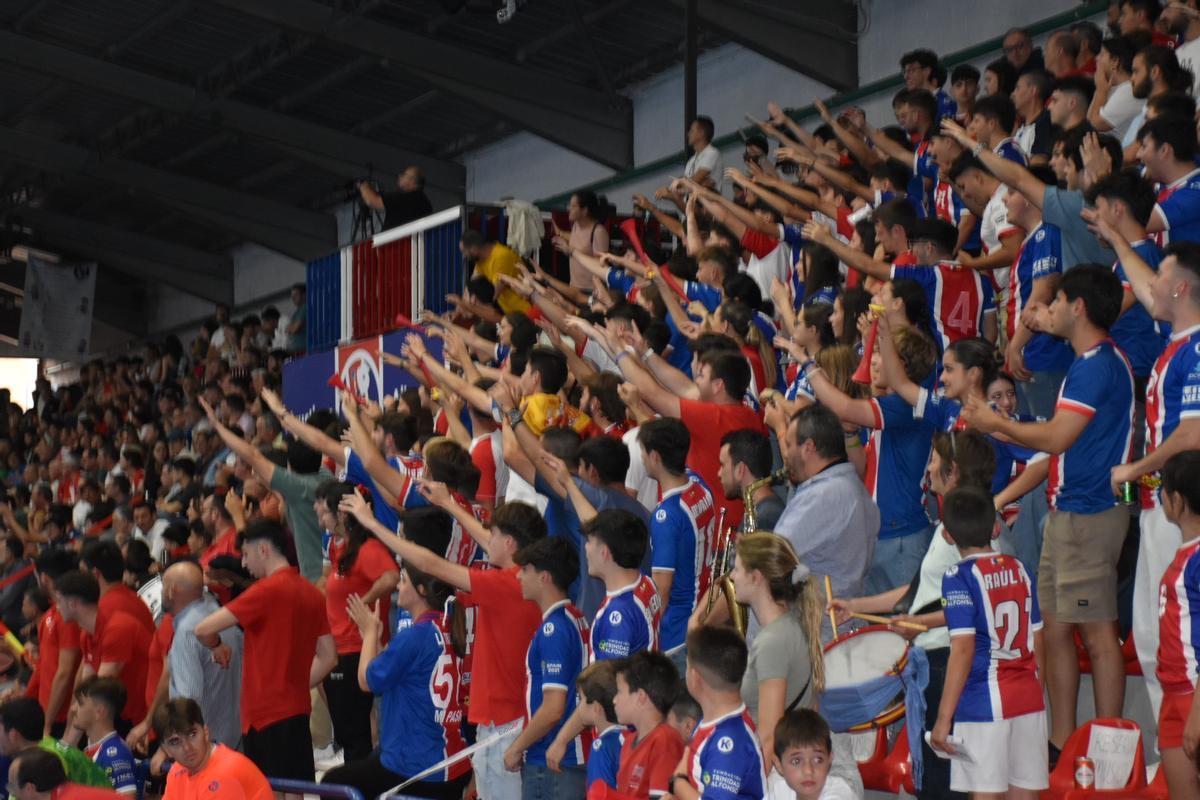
[465, 44, 835, 204]
[464, 0, 1084, 211]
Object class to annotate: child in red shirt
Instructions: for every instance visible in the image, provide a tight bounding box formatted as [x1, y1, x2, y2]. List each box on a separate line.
[613, 652, 685, 800]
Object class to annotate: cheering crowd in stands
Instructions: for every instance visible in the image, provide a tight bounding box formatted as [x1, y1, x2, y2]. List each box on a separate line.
[5, 2, 1200, 799]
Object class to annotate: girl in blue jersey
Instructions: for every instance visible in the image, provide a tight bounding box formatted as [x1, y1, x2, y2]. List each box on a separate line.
[322, 563, 471, 800]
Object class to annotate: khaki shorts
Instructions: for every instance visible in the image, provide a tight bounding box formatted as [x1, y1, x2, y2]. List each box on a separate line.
[1038, 506, 1129, 623]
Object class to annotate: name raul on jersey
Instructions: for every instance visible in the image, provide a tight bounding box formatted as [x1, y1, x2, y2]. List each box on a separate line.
[981, 567, 1021, 591]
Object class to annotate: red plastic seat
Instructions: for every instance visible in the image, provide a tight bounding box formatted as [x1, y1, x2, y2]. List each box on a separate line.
[856, 727, 890, 791]
[1042, 718, 1154, 800]
[1074, 628, 1142, 676]
[857, 724, 915, 795]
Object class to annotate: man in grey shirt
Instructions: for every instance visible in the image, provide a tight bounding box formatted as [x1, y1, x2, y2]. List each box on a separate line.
[164, 561, 242, 748]
[198, 395, 328, 581]
[773, 405, 880, 641]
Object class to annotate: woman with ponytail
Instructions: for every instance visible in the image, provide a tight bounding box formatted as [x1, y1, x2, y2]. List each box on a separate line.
[323, 560, 471, 800]
[715, 299, 777, 395]
[314, 481, 401, 762]
[730, 532, 825, 762]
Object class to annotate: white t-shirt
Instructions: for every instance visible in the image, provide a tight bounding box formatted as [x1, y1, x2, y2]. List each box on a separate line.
[767, 771, 860, 800]
[685, 143, 724, 193]
[909, 524, 961, 651]
[980, 183, 1016, 295]
[1098, 80, 1144, 142]
[135, 518, 169, 563]
[502, 469, 549, 515]
[1176, 35, 1200, 99]
[622, 425, 659, 512]
[743, 243, 792, 300]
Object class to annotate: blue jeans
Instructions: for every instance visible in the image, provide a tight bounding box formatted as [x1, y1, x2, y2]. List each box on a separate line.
[1009, 482, 1049, 587]
[866, 527, 934, 595]
[521, 763, 585, 800]
[1018, 371, 1067, 420]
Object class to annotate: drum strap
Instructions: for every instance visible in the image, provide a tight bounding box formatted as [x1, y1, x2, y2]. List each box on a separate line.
[785, 674, 812, 713]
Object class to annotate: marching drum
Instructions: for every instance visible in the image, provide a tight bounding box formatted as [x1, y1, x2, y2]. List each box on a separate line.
[820, 625, 911, 732]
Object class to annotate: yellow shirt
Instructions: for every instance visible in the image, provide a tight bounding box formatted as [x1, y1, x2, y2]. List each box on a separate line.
[521, 393, 592, 437]
[474, 243, 530, 314]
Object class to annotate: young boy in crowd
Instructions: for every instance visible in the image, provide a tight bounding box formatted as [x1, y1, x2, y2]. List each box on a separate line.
[671, 626, 766, 800]
[767, 709, 856, 800]
[585, 510, 661, 659]
[613, 651, 685, 800]
[931, 486, 1047, 798]
[504, 537, 590, 800]
[667, 690, 701, 743]
[1151, 452, 1200, 799]
[73, 677, 137, 795]
[576, 660, 624, 796]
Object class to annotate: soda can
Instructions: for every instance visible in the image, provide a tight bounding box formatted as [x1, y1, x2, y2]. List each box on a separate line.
[1120, 481, 1137, 505]
[1074, 756, 1095, 789]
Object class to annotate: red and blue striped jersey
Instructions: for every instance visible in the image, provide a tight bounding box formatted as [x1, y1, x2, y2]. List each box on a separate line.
[650, 470, 716, 651]
[892, 260, 994, 350]
[1153, 167, 1200, 247]
[1142, 324, 1200, 508]
[591, 575, 661, 660]
[865, 393, 935, 540]
[525, 600, 590, 767]
[685, 706, 766, 800]
[1007, 223, 1074, 372]
[942, 553, 1043, 722]
[1156, 538, 1200, 695]
[933, 179, 982, 252]
[1047, 340, 1135, 513]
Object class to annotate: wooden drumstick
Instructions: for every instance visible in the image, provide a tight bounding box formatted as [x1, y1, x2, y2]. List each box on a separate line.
[848, 611, 928, 632]
[824, 575, 838, 641]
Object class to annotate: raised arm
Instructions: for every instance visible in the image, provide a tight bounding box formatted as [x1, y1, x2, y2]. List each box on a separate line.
[200, 397, 278, 484]
[611, 339, 683, 418]
[340, 395, 411, 503]
[876, 315, 922, 407]
[806, 362, 879, 429]
[618, 319, 700, 402]
[633, 194, 686, 241]
[807, 157, 873, 204]
[404, 334, 493, 415]
[865, 125, 917, 165]
[961, 395, 1090, 454]
[357, 181, 385, 211]
[813, 98, 880, 168]
[260, 387, 345, 466]
[941, 119, 1048, 209]
[802, 221, 893, 282]
[339, 490, 473, 591]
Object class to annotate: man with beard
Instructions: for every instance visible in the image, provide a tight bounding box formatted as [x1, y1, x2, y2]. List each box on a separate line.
[716, 429, 784, 534]
[1123, 44, 1192, 147]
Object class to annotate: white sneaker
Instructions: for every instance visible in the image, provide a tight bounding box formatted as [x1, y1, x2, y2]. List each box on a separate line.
[313, 743, 344, 772]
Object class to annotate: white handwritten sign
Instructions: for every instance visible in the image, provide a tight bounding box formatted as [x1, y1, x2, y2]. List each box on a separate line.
[1086, 725, 1140, 790]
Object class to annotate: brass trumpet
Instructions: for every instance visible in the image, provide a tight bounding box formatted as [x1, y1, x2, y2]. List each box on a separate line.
[700, 468, 788, 636]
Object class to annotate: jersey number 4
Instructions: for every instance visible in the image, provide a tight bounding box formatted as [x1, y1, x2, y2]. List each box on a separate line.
[947, 291, 974, 336]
